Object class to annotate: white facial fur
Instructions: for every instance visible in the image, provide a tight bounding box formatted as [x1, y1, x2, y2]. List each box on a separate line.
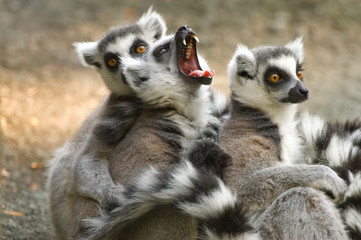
[73, 8, 167, 96]
[228, 38, 307, 164]
[122, 35, 214, 131]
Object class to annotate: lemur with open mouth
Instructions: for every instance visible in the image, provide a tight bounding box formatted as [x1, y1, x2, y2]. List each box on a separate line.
[83, 26, 259, 240]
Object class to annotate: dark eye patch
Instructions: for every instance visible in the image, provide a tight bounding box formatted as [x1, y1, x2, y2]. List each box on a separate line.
[264, 66, 289, 86]
[129, 38, 148, 57]
[153, 42, 171, 61]
[104, 52, 120, 72]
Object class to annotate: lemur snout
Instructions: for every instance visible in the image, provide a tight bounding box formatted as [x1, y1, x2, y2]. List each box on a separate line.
[289, 82, 309, 103]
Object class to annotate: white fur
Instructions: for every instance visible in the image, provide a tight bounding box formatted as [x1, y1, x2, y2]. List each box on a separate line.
[349, 129, 361, 143]
[285, 37, 304, 62]
[203, 230, 260, 240]
[137, 6, 167, 39]
[343, 207, 361, 232]
[123, 47, 215, 141]
[73, 41, 99, 67]
[272, 104, 305, 165]
[324, 135, 359, 167]
[344, 172, 361, 200]
[298, 112, 326, 163]
[178, 179, 237, 219]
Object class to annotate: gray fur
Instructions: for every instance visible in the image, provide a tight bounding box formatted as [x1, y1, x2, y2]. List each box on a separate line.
[222, 39, 349, 239]
[47, 8, 167, 240]
[80, 26, 250, 240]
[239, 38, 361, 238]
[48, 24, 233, 239]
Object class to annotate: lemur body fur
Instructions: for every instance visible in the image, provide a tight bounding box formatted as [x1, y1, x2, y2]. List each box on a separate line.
[225, 39, 361, 238]
[83, 25, 257, 240]
[219, 39, 349, 239]
[49, 23, 257, 239]
[299, 114, 361, 238]
[47, 9, 168, 239]
[83, 38, 352, 240]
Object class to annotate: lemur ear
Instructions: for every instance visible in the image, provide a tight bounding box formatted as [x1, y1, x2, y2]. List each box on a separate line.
[73, 42, 101, 68]
[137, 7, 167, 40]
[285, 37, 304, 63]
[229, 44, 257, 80]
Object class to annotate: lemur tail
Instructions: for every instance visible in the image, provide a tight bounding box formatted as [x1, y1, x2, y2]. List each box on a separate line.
[299, 112, 361, 239]
[83, 160, 259, 240]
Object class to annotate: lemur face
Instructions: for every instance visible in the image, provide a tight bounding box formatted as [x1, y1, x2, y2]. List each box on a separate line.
[74, 9, 167, 95]
[121, 25, 215, 104]
[229, 38, 308, 109]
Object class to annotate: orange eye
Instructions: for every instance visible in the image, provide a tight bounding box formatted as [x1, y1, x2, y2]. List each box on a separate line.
[159, 48, 167, 54]
[297, 71, 303, 79]
[136, 45, 146, 53]
[107, 58, 118, 67]
[269, 73, 280, 83]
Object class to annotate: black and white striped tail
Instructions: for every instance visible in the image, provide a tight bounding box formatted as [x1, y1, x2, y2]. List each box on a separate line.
[298, 112, 361, 239]
[83, 160, 258, 240]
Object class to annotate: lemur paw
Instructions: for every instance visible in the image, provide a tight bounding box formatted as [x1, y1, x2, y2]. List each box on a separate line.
[309, 165, 348, 203]
[188, 140, 232, 178]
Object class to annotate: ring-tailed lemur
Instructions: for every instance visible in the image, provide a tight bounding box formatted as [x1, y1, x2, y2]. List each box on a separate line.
[82, 38, 351, 239]
[83, 25, 258, 240]
[225, 38, 361, 238]
[50, 24, 244, 239]
[47, 8, 168, 239]
[220, 39, 349, 239]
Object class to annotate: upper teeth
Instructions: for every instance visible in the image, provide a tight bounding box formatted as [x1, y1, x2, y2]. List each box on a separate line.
[183, 34, 199, 46]
[186, 42, 193, 60]
[191, 35, 199, 43]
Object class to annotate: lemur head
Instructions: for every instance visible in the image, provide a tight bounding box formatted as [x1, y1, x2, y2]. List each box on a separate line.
[74, 8, 167, 96]
[121, 25, 215, 107]
[228, 38, 308, 115]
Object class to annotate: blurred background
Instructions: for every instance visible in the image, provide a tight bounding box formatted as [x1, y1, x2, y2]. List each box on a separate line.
[0, 0, 360, 238]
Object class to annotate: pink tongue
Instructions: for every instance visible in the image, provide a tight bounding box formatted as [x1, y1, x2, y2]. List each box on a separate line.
[189, 70, 215, 78]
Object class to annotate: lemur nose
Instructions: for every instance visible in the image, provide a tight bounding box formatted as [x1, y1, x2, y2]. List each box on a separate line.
[299, 88, 309, 96]
[178, 25, 191, 32]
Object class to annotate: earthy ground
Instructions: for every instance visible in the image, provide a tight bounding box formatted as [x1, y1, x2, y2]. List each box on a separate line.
[0, 0, 360, 239]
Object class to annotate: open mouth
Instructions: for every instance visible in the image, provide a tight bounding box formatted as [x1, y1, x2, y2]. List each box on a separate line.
[177, 29, 215, 85]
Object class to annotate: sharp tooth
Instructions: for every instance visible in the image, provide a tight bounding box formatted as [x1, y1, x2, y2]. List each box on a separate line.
[191, 35, 199, 43]
[183, 39, 187, 45]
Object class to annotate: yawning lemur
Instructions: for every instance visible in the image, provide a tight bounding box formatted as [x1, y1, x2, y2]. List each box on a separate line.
[82, 25, 259, 240]
[219, 39, 350, 239]
[49, 21, 252, 239]
[47, 8, 168, 239]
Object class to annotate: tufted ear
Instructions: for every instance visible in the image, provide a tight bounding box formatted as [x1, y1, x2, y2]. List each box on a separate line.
[137, 7, 167, 41]
[232, 44, 257, 79]
[285, 37, 304, 63]
[73, 41, 101, 68]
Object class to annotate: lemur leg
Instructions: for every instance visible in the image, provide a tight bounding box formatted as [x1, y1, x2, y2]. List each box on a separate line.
[238, 164, 347, 213]
[73, 152, 125, 211]
[255, 187, 348, 240]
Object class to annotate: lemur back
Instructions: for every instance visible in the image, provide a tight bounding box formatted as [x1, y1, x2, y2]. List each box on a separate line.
[220, 39, 349, 239]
